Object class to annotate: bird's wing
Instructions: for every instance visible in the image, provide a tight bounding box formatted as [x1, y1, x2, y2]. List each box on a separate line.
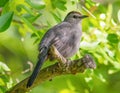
[39, 22, 72, 52]
[27, 22, 72, 87]
[47, 22, 73, 58]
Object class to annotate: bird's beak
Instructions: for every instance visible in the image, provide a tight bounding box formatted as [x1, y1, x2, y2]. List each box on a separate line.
[80, 15, 88, 19]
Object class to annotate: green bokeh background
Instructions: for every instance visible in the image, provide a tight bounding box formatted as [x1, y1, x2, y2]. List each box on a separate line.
[0, 0, 120, 93]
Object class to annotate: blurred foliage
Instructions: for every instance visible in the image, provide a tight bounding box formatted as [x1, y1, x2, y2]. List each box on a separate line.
[0, 0, 120, 93]
[0, 62, 13, 93]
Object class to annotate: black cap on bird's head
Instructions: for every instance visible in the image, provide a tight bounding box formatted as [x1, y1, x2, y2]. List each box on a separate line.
[64, 11, 88, 24]
[67, 11, 88, 18]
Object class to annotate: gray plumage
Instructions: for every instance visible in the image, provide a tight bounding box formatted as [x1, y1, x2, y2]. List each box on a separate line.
[27, 11, 88, 87]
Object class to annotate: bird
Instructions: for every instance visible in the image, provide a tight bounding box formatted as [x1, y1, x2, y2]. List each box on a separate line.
[27, 11, 88, 88]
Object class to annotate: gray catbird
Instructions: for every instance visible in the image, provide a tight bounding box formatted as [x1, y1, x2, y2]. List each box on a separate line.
[27, 11, 88, 87]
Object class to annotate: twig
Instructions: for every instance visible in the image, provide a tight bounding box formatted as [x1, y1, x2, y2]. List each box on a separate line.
[7, 46, 96, 93]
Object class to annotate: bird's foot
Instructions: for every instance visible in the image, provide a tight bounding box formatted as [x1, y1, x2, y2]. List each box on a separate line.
[58, 59, 71, 73]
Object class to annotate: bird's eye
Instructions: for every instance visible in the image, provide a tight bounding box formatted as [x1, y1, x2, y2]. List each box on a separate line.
[73, 15, 78, 18]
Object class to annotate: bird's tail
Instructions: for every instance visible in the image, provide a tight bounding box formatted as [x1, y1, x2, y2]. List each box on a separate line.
[26, 46, 49, 88]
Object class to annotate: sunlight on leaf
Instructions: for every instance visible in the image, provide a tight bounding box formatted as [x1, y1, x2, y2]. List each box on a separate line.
[67, 80, 75, 91]
[100, 13, 106, 20]
[59, 89, 74, 93]
[0, 78, 5, 86]
[7, 77, 13, 89]
[85, 77, 93, 90]
[0, 62, 10, 72]
[118, 9, 120, 22]
[98, 73, 106, 82]
[25, 0, 45, 10]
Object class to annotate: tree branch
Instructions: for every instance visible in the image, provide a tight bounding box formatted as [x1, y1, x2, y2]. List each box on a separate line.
[7, 46, 96, 93]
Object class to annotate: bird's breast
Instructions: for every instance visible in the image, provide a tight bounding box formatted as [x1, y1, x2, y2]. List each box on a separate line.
[54, 29, 82, 58]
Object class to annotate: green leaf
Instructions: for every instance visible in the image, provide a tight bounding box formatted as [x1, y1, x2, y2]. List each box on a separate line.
[0, 78, 5, 86]
[22, 13, 42, 23]
[17, 4, 34, 15]
[31, 33, 37, 38]
[107, 33, 119, 44]
[33, 38, 40, 44]
[25, 0, 45, 10]
[0, 12, 14, 32]
[112, 1, 120, 22]
[0, 0, 9, 7]
[21, 16, 37, 31]
[51, 12, 62, 22]
[51, 0, 67, 11]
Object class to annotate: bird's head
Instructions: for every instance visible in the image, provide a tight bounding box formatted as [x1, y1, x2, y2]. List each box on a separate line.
[64, 11, 88, 24]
